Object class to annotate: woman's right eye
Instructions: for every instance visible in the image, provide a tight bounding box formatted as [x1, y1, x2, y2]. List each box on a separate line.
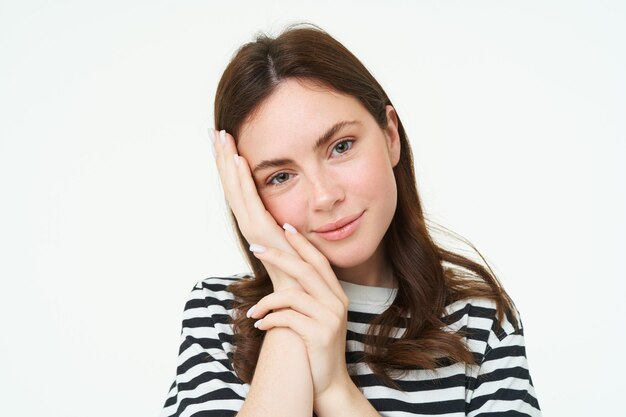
[267, 172, 291, 186]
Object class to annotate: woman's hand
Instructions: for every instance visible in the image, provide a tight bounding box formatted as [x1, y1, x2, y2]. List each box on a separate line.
[211, 128, 300, 290]
[246, 225, 353, 404]
[211, 128, 370, 415]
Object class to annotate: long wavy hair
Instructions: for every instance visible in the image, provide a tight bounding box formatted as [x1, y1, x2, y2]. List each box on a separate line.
[213, 24, 517, 389]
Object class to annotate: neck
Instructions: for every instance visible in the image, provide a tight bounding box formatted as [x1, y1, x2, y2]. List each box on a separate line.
[332, 244, 396, 288]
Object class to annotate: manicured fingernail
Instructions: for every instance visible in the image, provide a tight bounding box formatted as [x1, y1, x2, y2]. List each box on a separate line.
[208, 129, 216, 158]
[246, 304, 256, 318]
[254, 319, 263, 329]
[233, 154, 240, 166]
[220, 130, 226, 145]
[283, 223, 297, 235]
[249, 243, 266, 253]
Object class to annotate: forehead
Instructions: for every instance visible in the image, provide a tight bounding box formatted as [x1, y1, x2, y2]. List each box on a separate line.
[237, 79, 368, 154]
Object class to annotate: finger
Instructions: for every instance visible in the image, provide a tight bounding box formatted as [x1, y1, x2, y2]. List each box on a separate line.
[247, 288, 330, 322]
[208, 127, 217, 158]
[253, 309, 317, 341]
[217, 134, 295, 255]
[232, 154, 258, 210]
[234, 155, 296, 255]
[214, 129, 247, 222]
[282, 223, 348, 305]
[250, 245, 335, 301]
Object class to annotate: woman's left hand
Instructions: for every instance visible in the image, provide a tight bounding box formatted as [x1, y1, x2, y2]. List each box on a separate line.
[246, 224, 352, 403]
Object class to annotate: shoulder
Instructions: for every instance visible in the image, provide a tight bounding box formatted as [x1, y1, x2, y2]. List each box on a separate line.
[442, 297, 524, 362]
[182, 273, 251, 315]
[177, 273, 251, 348]
[192, 273, 251, 295]
[447, 299, 542, 414]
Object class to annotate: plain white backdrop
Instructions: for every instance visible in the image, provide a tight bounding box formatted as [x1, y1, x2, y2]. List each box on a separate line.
[1, 1, 624, 416]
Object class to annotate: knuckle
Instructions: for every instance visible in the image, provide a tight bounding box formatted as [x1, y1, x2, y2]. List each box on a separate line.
[319, 329, 333, 345]
[319, 257, 332, 269]
[254, 299, 268, 313]
[258, 222, 273, 235]
[329, 314, 342, 329]
[332, 299, 346, 314]
[266, 247, 284, 261]
[321, 309, 340, 330]
[263, 311, 276, 322]
[285, 288, 303, 299]
[304, 264, 316, 276]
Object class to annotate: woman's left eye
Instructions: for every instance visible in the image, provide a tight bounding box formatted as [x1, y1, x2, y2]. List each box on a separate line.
[330, 139, 354, 157]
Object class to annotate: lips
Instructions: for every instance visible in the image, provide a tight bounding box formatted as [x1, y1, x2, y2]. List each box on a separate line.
[314, 211, 364, 233]
[313, 211, 364, 241]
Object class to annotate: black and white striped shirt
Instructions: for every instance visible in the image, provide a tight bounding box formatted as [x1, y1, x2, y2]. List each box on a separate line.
[160, 275, 541, 416]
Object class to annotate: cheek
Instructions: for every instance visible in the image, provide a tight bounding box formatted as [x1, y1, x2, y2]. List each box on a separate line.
[261, 192, 307, 230]
[350, 153, 397, 200]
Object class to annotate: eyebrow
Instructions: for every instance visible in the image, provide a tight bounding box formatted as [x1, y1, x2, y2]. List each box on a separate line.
[251, 120, 361, 176]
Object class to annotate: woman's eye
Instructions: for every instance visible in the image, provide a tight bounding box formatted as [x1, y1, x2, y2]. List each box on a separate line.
[268, 172, 291, 186]
[330, 139, 354, 157]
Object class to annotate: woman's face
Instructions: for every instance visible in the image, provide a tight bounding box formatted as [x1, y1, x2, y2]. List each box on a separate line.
[237, 79, 401, 282]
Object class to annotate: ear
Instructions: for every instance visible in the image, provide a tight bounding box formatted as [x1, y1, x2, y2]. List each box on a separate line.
[384, 105, 401, 168]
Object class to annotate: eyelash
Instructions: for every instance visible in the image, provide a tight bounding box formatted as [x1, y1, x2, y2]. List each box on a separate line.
[266, 139, 355, 187]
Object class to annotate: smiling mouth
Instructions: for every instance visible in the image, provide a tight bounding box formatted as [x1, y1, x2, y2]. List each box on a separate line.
[314, 211, 364, 241]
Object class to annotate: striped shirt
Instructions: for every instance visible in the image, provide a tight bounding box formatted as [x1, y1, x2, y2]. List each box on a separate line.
[160, 275, 541, 416]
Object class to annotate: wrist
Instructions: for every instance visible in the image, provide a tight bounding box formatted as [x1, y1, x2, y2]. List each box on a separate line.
[313, 376, 359, 416]
[314, 375, 381, 417]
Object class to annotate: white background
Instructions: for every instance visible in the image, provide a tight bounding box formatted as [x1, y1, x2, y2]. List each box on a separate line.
[1, 1, 624, 416]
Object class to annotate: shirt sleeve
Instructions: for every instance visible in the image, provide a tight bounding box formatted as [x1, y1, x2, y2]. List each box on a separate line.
[467, 318, 542, 417]
[159, 279, 249, 417]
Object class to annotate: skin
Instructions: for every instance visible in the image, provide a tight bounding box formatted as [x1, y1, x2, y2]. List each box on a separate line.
[238, 79, 401, 288]
[210, 78, 401, 416]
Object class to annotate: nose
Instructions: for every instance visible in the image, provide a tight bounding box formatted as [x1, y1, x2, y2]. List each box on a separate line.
[309, 171, 345, 212]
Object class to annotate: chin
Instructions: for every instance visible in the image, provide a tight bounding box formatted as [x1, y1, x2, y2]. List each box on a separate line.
[321, 245, 377, 269]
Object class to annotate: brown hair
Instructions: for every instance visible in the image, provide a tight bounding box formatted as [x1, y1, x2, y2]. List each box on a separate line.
[213, 23, 517, 389]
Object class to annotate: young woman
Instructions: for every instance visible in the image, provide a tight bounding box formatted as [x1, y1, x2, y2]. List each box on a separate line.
[160, 25, 541, 417]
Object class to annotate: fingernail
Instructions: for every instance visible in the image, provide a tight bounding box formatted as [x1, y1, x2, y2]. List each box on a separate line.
[220, 130, 226, 145]
[246, 304, 256, 318]
[208, 128, 215, 144]
[283, 223, 297, 235]
[254, 319, 263, 329]
[233, 154, 240, 166]
[249, 243, 266, 253]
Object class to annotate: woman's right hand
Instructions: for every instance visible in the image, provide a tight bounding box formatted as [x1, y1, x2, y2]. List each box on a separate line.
[211, 128, 301, 291]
